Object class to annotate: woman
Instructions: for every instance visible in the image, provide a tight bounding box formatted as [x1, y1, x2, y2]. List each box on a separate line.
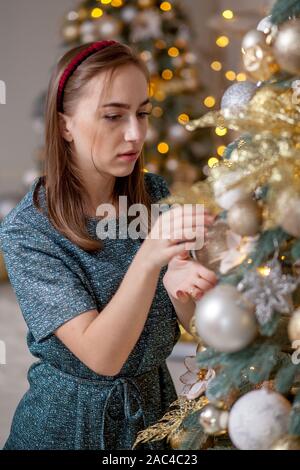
[0, 40, 217, 450]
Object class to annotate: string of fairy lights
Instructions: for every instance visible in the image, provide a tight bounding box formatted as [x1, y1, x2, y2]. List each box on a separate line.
[145, 6, 248, 173]
[148, 6, 249, 172]
[205, 8, 248, 171]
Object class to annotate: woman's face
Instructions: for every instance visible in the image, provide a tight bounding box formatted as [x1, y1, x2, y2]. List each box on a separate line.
[60, 63, 151, 177]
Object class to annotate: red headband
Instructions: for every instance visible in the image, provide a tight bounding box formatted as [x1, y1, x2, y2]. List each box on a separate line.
[57, 40, 118, 113]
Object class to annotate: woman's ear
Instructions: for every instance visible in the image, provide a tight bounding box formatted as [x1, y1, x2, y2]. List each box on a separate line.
[58, 112, 73, 142]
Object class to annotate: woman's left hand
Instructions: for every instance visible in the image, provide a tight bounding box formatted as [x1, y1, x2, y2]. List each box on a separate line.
[163, 251, 218, 303]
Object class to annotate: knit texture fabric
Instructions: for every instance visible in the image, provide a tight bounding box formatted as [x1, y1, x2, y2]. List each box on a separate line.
[0, 172, 180, 450]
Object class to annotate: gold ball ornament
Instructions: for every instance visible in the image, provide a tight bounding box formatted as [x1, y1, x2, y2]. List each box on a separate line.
[78, 7, 89, 22]
[199, 404, 229, 436]
[168, 427, 214, 450]
[291, 383, 300, 395]
[269, 435, 300, 450]
[288, 308, 300, 342]
[241, 29, 280, 81]
[227, 198, 262, 236]
[191, 220, 229, 272]
[242, 30, 266, 50]
[189, 315, 202, 343]
[168, 428, 189, 449]
[62, 22, 80, 43]
[138, 0, 155, 8]
[207, 389, 240, 410]
[274, 19, 300, 76]
[276, 189, 300, 237]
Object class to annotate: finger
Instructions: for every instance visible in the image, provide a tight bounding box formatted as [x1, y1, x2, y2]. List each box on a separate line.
[172, 216, 214, 232]
[169, 230, 201, 242]
[168, 206, 213, 223]
[186, 285, 203, 301]
[171, 214, 207, 228]
[168, 243, 193, 258]
[173, 210, 213, 221]
[183, 240, 205, 251]
[194, 278, 215, 291]
[204, 216, 215, 226]
[197, 266, 218, 284]
[176, 250, 190, 260]
[168, 205, 205, 218]
[176, 289, 190, 303]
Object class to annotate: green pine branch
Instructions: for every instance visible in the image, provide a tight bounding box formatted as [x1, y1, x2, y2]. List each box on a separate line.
[270, 0, 300, 25]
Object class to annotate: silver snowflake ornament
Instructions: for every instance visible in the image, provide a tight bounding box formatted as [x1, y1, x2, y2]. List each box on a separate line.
[237, 257, 299, 325]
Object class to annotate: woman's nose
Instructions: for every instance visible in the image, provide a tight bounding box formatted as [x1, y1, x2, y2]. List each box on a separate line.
[124, 117, 143, 142]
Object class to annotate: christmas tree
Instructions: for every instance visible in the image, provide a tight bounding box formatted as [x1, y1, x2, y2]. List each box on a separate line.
[32, 0, 213, 187]
[134, 0, 300, 451]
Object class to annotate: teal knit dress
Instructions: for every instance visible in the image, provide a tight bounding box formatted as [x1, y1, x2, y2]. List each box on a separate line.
[0, 173, 180, 450]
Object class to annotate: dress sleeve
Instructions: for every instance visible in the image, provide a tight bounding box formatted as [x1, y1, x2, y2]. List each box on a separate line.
[0, 222, 97, 343]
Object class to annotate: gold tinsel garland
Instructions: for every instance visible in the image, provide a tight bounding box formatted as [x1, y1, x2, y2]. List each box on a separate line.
[158, 86, 300, 232]
[133, 395, 209, 449]
[186, 86, 300, 135]
[160, 179, 221, 216]
[181, 85, 300, 231]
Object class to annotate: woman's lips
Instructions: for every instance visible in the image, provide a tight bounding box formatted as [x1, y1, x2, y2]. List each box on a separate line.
[117, 152, 139, 161]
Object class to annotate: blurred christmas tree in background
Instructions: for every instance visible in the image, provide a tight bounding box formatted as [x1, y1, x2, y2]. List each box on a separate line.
[0, 2, 274, 284]
[134, 0, 300, 451]
[32, 0, 214, 188]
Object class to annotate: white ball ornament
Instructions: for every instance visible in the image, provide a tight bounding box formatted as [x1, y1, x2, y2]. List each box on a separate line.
[288, 308, 300, 342]
[213, 170, 251, 210]
[228, 389, 292, 450]
[80, 20, 95, 37]
[242, 30, 266, 50]
[195, 284, 257, 353]
[199, 405, 229, 435]
[97, 17, 122, 39]
[273, 19, 300, 76]
[81, 34, 96, 44]
[63, 24, 80, 42]
[167, 124, 189, 144]
[121, 6, 137, 23]
[276, 189, 300, 237]
[227, 198, 262, 236]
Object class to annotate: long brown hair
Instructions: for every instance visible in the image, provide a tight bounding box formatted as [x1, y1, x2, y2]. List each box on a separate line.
[34, 42, 153, 252]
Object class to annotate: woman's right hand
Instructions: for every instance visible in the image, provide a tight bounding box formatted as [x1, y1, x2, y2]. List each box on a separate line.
[139, 205, 215, 270]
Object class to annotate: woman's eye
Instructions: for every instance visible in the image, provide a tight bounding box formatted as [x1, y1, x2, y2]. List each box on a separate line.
[104, 115, 121, 121]
[104, 112, 151, 122]
[138, 112, 151, 118]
